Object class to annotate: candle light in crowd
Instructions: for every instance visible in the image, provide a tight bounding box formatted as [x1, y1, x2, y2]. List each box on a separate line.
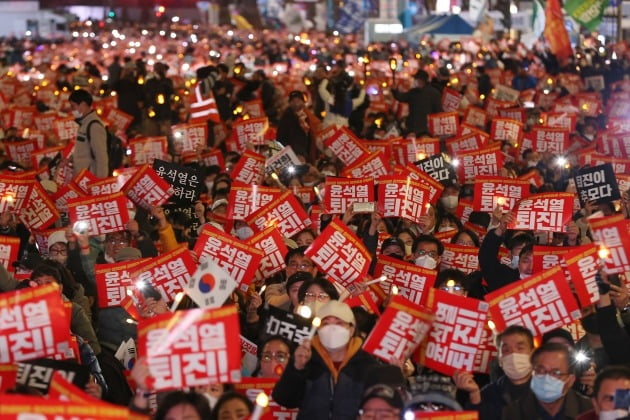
[365, 275, 388, 286]
[598, 246, 610, 260]
[391, 285, 399, 295]
[258, 284, 267, 295]
[170, 292, 184, 312]
[307, 317, 321, 340]
[487, 320, 496, 331]
[250, 392, 269, 420]
[296, 305, 312, 319]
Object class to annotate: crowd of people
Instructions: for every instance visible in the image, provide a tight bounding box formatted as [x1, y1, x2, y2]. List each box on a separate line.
[0, 16, 630, 420]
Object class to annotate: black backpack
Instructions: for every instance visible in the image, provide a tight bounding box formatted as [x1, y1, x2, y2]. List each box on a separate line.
[87, 120, 124, 176]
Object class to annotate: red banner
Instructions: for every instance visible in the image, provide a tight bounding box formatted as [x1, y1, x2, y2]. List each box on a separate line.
[53, 117, 78, 142]
[122, 165, 173, 210]
[95, 259, 150, 308]
[442, 88, 463, 112]
[456, 144, 504, 183]
[247, 227, 288, 281]
[373, 255, 436, 305]
[544, 0, 573, 60]
[473, 176, 530, 213]
[4, 140, 38, 168]
[18, 182, 60, 231]
[397, 164, 445, 203]
[67, 192, 130, 236]
[305, 218, 371, 291]
[0, 394, 135, 419]
[428, 111, 459, 137]
[509, 192, 575, 232]
[194, 225, 264, 291]
[0, 236, 20, 273]
[473, 322, 497, 374]
[232, 117, 269, 149]
[563, 244, 601, 307]
[231, 150, 266, 185]
[323, 127, 369, 167]
[446, 133, 485, 156]
[419, 289, 489, 376]
[171, 122, 208, 153]
[131, 246, 197, 302]
[0, 283, 72, 363]
[198, 149, 225, 169]
[51, 183, 85, 214]
[530, 126, 570, 154]
[137, 305, 242, 391]
[531, 245, 577, 275]
[341, 151, 390, 178]
[463, 107, 488, 128]
[377, 175, 432, 223]
[498, 108, 526, 124]
[486, 266, 581, 337]
[598, 132, 630, 159]
[455, 200, 475, 225]
[441, 243, 479, 274]
[490, 117, 523, 144]
[363, 295, 433, 362]
[86, 176, 120, 197]
[324, 177, 375, 214]
[0, 177, 32, 213]
[393, 137, 441, 165]
[104, 108, 133, 133]
[589, 214, 630, 274]
[128, 136, 168, 166]
[540, 112, 577, 132]
[245, 190, 311, 238]
[72, 169, 98, 194]
[226, 182, 282, 221]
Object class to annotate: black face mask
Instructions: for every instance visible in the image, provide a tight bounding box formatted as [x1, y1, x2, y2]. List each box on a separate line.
[581, 313, 599, 335]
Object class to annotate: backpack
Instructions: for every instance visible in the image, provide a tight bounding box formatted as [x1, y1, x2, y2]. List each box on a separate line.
[87, 119, 124, 176]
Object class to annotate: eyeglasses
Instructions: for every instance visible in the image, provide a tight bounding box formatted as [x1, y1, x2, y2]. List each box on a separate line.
[533, 366, 570, 379]
[107, 239, 129, 246]
[261, 352, 288, 363]
[358, 409, 400, 419]
[416, 249, 438, 258]
[288, 262, 313, 270]
[49, 248, 67, 256]
[304, 292, 330, 302]
[439, 284, 464, 292]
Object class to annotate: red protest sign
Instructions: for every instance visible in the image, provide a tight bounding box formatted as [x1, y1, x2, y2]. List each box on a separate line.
[532, 245, 577, 274]
[597, 132, 630, 159]
[442, 88, 463, 112]
[428, 111, 459, 137]
[131, 246, 197, 301]
[473, 322, 497, 374]
[226, 182, 282, 221]
[0, 177, 32, 213]
[392, 137, 441, 165]
[324, 177, 374, 214]
[341, 151, 390, 178]
[589, 214, 630, 274]
[247, 227, 288, 281]
[231, 149, 266, 185]
[87, 176, 120, 197]
[291, 186, 315, 205]
[419, 289, 489, 376]
[34, 113, 58, 132]
[455, 200, 475, 225]
[441, 244, 479, 274]
[396, 164, 445, 204]
[344, 288, 382, 315]
[231, 117, 269, 150]
[446, 133, 485, 156]
[540, 112, 577, 132]
[456, 144, 504, 184]
[198, 148, 225, 169]
[498, 107, 526, 124]
[463, 107, 488, 128]
[323, 127, 369, 166]
[509, 192, 575, 232]
[563, 244, 600, 307]
[490, 117, 523, 144]
[67, 192, 130, 235]
[405, 411, 479, 419]
[0, 236, 20, 273]
[137, 305, 242, 391]
[363, 295, 433, 362]
[0, 364, 17, 393]
[171, 122, 208, 153]
[0, 283, 72, 363]
[123, 165, 173, 210]
[373, 255, 436, 304]
[305, 218, 371, 291]
[51, 183, 86, 214]
[518, 169, 544, 188]
[128, 136, 168, 166]
[72, 169, 98, 194]
[233, 378, 298, 420]
[53, 117, 78, 142]
[0, 394, 134, 419]
[376, 175, 432, 223]
[530, 126, 570, 154]
[4, 139, 38, 168]
[18, 182, 60, 231]
[104, 108, 133, 133]
[194, 225, 264, 291]
[245, 190, 311, 238]
[486, 266, 581, 337]
[95, 259, 150, 308]
[473, 176, 530, 213]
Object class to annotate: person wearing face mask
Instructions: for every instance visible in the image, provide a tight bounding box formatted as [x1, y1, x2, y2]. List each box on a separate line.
[577, 366, 630, 420]
[412, 234, 443, 270]
[69, 88, 109, 178]
[454, 325, 535, 420]
[503, 342, 592, 419]
[438, 182, 461, 214]
[272, 300, 380, 419]
[479, 210, 535, 291]
[436, 212, 464, 234]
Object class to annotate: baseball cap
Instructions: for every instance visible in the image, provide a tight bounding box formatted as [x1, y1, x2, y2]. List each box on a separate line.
[360, 384, 404, 410]
[316, 300, 355, 325]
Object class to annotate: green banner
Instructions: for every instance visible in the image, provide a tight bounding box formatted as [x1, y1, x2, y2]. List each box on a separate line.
[564, 0, 609, 31]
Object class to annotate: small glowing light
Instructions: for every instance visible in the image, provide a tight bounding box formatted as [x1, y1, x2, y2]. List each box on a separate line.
[248, 33, 254, 40]
[497, 197, 506, 206]
[255, 391, 269, 408]
[312, 317, 321, 328]
[598, 247, 610, 259]
[446, 279, 456, 288]
[296, 305, 312, 318]
[125, 318, 137, 324]
[452, 158, 460, 167]
[392, 285, 399, 295]
[488, 320, 496, 330]
[171, 16, 180, 23]
[227, 30, 234, 36]
[556, 157, 567, 167]
[575, 351, 589, 363]
[333, 31, 339, 36]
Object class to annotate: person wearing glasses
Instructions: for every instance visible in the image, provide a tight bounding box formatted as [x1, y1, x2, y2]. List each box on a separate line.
[503, 342, 592, 419]
[265, 246, 319, 310]
[297, 276, 340, 316]
[357, 384, 404, 420]
[412, 234, 444, 270]
[254, 335, 292, 379]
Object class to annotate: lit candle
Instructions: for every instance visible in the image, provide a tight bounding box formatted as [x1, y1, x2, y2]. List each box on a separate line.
[250, 392, 269, 420]
[296, 305, 312, 319]
[365, 275, 388, 286]
[170, 292, 184, 312]
[391, 285, 399, 295]
[307, 317, 321, 340]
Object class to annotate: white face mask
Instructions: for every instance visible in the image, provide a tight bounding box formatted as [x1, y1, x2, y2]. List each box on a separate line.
[321, 170, 337, 177]
[500, 353, 532, 382]
[415, 254, 437, 270]
[527, 160, 538, 168]
[205, 181, 214, 193]
[599, 409, 629, 420]
[203, 393, 218, 409]
[519, 272, 530, 280]
[441, 195, 458, 209]
[72, 110, 83, 119]
[235, 226, 254, 240]
[318, 324, 351, 351]
[438, 225, 456, 233]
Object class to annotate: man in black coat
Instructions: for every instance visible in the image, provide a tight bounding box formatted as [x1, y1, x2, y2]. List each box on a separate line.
[276, 91, 319, 163]
[392, 70, 442, 137]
